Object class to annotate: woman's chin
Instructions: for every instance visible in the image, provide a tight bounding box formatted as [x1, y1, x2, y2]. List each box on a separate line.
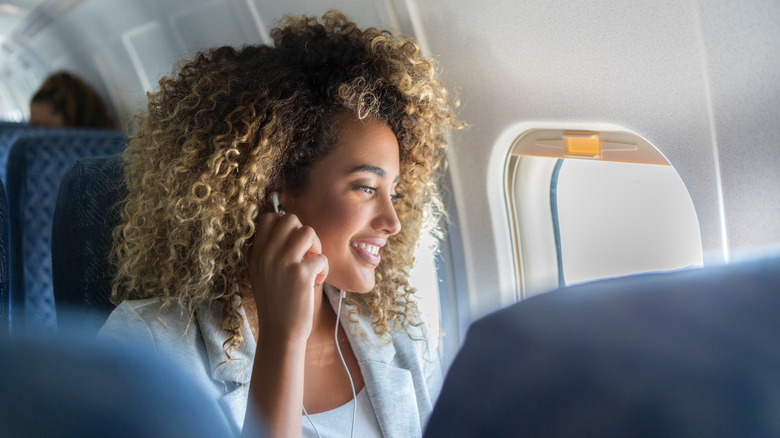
[326, 277, 375, 294]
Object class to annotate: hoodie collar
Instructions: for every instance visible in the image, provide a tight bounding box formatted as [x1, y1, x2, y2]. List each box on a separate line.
[195, 301, 256, 387]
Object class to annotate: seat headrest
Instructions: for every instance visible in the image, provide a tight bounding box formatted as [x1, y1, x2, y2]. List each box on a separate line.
[52, 154, 125, 334]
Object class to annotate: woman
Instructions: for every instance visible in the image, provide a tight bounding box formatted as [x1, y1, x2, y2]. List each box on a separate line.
[29, 71, 115, 129]
[99, 11, 459, 437]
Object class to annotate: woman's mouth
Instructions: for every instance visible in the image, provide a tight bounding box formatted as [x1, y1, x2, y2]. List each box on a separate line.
[350, 241, 380, 255]
[349, 241, 382, 265]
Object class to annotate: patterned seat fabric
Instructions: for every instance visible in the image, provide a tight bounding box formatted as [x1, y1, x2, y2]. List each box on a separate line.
[52, 155, 125, 334]
[0, 122, 26, 128]
[0, 122, 35, 185]
[6, 131, 124, 332]
[0, 178, 9, 335]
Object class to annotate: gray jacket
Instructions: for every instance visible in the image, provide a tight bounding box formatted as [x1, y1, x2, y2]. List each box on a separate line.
[98, 286, 441, 437]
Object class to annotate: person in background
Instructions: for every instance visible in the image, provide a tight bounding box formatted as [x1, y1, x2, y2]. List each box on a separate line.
[28, 71, 115, 129]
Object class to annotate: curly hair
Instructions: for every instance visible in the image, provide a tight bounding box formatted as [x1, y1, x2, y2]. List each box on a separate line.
[31, 71, 115, 129]
[111, 11, 459, 356]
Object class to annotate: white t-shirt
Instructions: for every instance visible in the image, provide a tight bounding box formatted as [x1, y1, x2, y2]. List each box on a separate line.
[302, 388, 382, 438]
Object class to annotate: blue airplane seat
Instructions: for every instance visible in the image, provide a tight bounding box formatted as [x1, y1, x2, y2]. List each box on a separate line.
[0, 177, 9, 336]
[52, 154, 125, 335]
[0, 330, 245, 437]
[0, 122, 34, 185]
[0, 121, 27, 129]
[425, 255, 780, 438]
[5, 131, 124, 332]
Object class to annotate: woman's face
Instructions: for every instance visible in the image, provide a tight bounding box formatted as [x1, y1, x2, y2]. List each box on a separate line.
[29, 101, 65, 128]
[284, 115, 402, 293]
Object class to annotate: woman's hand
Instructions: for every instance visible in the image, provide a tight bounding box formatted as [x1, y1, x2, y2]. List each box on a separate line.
[248, 212, 329, 344]
[245, 212, 328, 437]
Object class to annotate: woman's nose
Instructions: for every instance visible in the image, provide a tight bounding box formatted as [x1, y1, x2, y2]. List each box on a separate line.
[373, 196, 401, 236]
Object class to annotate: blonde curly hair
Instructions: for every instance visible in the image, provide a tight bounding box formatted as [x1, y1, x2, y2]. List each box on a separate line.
[111, 11, 459, 354]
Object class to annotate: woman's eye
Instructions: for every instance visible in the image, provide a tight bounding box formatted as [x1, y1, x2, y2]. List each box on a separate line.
[359, 186, 376, 195]
[390, 193, 403, 203]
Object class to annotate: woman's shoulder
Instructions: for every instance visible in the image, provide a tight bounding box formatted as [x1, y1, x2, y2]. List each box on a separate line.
[108, 298, 192, 326]
[112, 297, 167, 314]
[385, 320, 443, 407]
[389, 321, 439, 364]
[98, 298, 208, 351]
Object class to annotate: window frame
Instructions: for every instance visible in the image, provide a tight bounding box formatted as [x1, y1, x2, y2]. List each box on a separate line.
[505, 127, 703, 298]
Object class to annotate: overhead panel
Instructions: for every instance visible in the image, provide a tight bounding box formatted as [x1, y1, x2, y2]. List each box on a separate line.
[246, 0, 398, 38]
[121, 21, 179, 92]
[171, 0, 259, 54]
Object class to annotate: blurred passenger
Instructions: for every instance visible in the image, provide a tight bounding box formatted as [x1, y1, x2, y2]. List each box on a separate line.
[29, 71, 115, 129]
[425, 255, 780, 438]
[99, 11, 459, 437]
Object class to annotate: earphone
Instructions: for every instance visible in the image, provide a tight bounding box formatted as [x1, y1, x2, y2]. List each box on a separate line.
[335, 289, 357, 438]
[269, 191, 281, 214]
[303, 289, 356, 438]
[268, 191, 356, 437]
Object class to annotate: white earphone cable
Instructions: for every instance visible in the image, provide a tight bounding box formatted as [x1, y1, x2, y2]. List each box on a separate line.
[335, 289, 357, 438]
[302, 289, 356, 438]
[302, 405, 321, 438]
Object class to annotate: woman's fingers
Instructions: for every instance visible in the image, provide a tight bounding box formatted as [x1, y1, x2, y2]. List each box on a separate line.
[250, 212, 327, 291]
[251, 212, 284, 262]
[296, 231, 328, 285]
[311, 255, 329, 286]
[282, 225, 322, 264]
[254, 212, 278, 244]
[274, 225, 328, 287]
[257, 214, 300, 258]
[254, 214, 324, 268]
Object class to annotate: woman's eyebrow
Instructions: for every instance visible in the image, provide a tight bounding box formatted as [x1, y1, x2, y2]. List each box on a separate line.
[350, 164, 385, 176]
[350, 164, 401, 183]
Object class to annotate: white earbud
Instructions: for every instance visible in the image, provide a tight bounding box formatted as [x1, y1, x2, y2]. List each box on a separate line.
[269, 191, 283, 214]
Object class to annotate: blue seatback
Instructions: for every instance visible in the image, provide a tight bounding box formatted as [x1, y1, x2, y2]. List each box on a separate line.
[426, 255, 780, 438]
[6, 131, 125, 332]
[0, 178, 9, 336]
[0, 122, 34, 185]
[0, 121, 27, 130]
[52, 155, 125, 334]
[0, 122, 25, 333]
[0, 331, 241, 437]
[0, 121, 25, 127]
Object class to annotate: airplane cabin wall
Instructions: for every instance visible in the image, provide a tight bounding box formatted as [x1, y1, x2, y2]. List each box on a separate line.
[413, 0, 780, 319]
[696, 0, 780, 260]
[0, 0, 778, 328]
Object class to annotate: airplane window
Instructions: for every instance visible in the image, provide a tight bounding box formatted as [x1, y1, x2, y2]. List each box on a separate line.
[554, 159, 703, 285]
[409, 230, 441, 351]
[507, 129, 703, 298]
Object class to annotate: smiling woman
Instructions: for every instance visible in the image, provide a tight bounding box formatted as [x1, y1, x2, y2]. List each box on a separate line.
[97, 10, 459, 438]
[284, 115, 402, 294]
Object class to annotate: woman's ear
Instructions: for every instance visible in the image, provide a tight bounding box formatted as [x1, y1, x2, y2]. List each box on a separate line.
[277, 190, 294, 214]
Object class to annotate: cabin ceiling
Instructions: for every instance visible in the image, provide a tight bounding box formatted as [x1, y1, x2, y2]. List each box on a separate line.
[0, 0, 45, 41]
